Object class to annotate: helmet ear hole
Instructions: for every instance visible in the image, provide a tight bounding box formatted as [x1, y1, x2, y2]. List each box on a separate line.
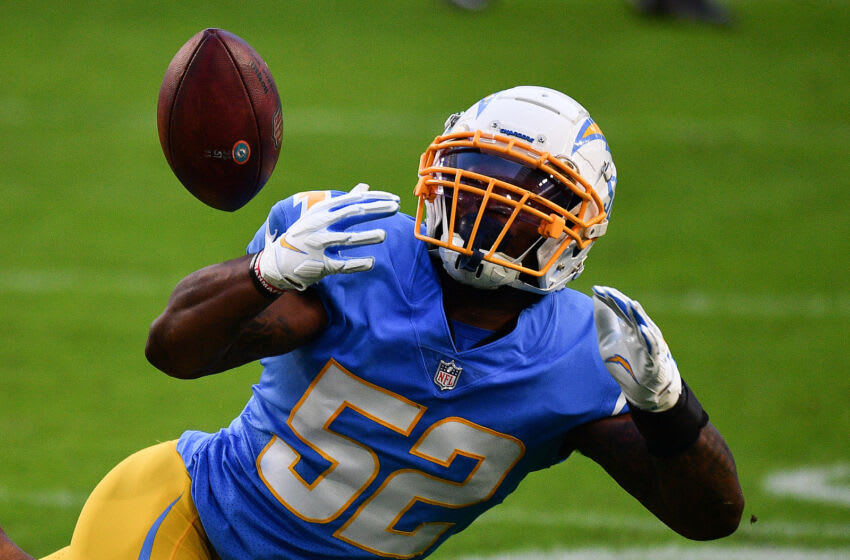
[556, 156, 578, 174]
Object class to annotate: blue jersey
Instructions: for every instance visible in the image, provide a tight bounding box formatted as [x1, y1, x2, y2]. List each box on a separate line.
[178, 191, 625, 560]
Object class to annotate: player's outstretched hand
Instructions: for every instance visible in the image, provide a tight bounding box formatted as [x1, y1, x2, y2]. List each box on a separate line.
[592, 286, 682, 412]
[255, 183, 400, 292]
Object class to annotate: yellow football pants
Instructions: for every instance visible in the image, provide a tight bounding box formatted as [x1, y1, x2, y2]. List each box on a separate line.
[40, 441, 218, 560]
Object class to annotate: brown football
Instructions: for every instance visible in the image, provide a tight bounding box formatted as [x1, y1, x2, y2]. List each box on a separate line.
[157, 28, 283, 211]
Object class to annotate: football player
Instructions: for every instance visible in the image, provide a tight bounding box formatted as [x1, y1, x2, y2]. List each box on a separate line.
[3, 86, 743, 560]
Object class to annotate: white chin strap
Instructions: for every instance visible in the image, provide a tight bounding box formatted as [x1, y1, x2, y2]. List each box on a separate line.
[437, 233, 520, 290]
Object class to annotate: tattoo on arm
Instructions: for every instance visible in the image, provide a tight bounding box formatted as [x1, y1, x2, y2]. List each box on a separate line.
[213, 289, 327, 371]
[235, 313, 303, 358]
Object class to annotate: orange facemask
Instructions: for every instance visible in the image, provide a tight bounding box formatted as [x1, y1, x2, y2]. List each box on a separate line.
[414, 130, 608, 280]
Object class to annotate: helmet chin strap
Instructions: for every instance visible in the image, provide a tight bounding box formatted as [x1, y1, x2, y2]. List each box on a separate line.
[454, 212, 507, 272]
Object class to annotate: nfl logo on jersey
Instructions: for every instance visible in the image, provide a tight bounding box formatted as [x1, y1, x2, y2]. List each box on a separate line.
[434, 360, 462, 391]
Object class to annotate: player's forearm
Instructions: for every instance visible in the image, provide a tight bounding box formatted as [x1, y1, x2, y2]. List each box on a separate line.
[638, 423, 745, 540]
[568, 414, 744, 540]
[145, 255, 274, 379]
[620, 385, 744, 539]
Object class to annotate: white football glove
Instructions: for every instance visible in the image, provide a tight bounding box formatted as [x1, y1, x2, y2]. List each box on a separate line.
[592, 286, 682, 412]
[256, 183, 400, 291]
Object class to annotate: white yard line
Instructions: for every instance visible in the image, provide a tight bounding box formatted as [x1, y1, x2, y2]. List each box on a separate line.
[2, 484, 848, 541]
[475, 507, 850, 541]
[0, 487, 87, 509]
[1, 269, 847, 318]
[455, 545, 850, 560]
[0, 269, 168, 296]
[764, 464, 850, 508]
[637, 291, 850, 319]
[279, 107, 850, 147]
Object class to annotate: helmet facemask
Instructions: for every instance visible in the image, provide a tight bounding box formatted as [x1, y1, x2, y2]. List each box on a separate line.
[415, 130, 609, 293]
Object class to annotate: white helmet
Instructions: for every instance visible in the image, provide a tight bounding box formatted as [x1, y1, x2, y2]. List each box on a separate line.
[414, 86, 617, 293]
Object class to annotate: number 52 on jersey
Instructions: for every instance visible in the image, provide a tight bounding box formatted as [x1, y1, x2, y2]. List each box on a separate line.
[257, 359, 526, 558]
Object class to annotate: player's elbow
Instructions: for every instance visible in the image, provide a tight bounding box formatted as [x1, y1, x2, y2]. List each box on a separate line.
[708, 482, 746, 540]
[683, 514, 742, 541]
[145, 325, 177, 377]
[679, 494, 745, 541]
[145, 316, 197, 379]
[712, 495, 746, 540]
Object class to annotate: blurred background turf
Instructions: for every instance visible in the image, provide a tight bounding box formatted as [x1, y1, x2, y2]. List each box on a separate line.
[0, 0, 847, 557]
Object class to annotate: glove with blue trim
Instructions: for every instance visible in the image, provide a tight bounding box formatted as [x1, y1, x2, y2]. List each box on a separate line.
[253, 183, 400, 293]
[592, 286, 682, 412]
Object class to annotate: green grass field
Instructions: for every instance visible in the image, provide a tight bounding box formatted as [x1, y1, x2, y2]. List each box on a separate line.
[1, 1, 848, 557]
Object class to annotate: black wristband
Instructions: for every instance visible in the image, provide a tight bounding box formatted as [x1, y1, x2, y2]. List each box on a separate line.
[249, 252, 284, 299]
[628, 381, 709, 457]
